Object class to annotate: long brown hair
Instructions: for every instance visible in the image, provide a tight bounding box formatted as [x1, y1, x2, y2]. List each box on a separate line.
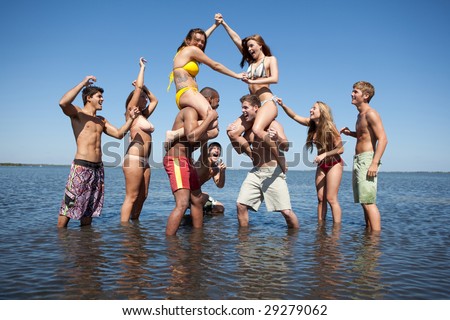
[177, 28, 208, 52]
[306, 101, 340, 155]
[240, 34, 272, 68]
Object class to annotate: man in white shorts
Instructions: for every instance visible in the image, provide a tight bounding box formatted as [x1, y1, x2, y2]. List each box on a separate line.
[227, 94, 299, 229]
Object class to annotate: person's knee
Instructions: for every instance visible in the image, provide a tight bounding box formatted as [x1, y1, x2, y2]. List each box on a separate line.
[252, 126, 266, 139]
[326, 195, 338, 205]
[176, 199, 190, 211]
[126, 189, 140, 202]
[237, 202, 247, 213]
[80, 216, 92, 226]
[57, 215, 69, 228]
[227, 128, 239, 140]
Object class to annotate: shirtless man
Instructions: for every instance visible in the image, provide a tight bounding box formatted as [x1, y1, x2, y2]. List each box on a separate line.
[341, 81, 388, 231]
[195, 141, 226, 215]
[58, 75, 139, 227]
[164, 103, 218, 235]
[227, 94, 299, 229]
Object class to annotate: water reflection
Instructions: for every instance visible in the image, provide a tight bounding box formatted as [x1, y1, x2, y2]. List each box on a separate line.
[165, 229, 207, 299]
[116, 222, 153, 299]
[234, 228, 299, 299]
[350, 230, 384, 299]
[308, 223, 344, 299]
[56, 227, 107, 299]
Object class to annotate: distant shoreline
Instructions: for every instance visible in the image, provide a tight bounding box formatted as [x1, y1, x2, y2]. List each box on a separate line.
[0, 163, 448, 173]
[0, 163, 67, 167]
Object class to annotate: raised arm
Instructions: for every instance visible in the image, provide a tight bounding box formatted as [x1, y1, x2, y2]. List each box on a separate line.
[275, 97, 310, 126]
[217, 14, 243, 54]
[141, 85, 158, 118]
[204, 14, 221, 38]
[59, 75, 96, 117]
[127, 58, 146, 115]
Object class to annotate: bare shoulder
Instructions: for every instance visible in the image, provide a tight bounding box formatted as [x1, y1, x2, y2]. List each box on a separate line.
[366, 108, 382, 123]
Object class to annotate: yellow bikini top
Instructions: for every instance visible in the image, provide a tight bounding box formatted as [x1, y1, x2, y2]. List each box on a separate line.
[167, 49, 200, 91]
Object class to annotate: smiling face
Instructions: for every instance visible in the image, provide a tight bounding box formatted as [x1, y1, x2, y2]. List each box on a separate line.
[351, 88, 366, 106]
[88, 92, 104, 111]
[187, 32, 206, 50]
[246, 39, 262, 60]
[241, 100, 258, 122]
[309, 103, 321, 121]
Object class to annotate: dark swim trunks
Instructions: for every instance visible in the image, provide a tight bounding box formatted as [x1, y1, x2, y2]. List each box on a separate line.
[59, 159, 104, 220]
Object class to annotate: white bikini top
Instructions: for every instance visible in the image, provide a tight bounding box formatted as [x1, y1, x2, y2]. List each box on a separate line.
[247, 57, 266, 79]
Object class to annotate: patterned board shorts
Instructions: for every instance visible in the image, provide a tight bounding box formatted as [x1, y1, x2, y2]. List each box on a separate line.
[59, 159, 104, 220]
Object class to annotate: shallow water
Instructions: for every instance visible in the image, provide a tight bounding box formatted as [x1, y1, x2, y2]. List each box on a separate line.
[0, 166, 449, 299]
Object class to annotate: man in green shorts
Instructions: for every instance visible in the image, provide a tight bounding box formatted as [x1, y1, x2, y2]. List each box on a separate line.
[341, 81, 388, 231]
[227, 94, 299, 229]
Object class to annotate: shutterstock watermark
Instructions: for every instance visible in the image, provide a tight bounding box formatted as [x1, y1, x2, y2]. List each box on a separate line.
[102, 136, 348, 169]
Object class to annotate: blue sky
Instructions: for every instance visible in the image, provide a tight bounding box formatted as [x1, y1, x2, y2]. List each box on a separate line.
[0, 0, 449, 172]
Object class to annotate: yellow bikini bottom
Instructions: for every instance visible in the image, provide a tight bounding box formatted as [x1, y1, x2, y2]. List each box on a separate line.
[175, 86, 198, 110]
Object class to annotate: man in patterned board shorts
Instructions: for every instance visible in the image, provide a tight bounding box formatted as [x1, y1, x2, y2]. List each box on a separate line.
[341, 81, 388, 231]
[227, 94, 299, 229]
[164, 101, 219, 236]
[58, 75, 139, 227]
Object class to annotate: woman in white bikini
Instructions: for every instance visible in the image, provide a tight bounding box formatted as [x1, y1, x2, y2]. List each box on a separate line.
[215, 13, 286, 172]
[121, 57, 158, 222]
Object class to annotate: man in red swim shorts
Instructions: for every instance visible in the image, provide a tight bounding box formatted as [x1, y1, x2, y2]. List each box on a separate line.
[163, 102, 218, 235]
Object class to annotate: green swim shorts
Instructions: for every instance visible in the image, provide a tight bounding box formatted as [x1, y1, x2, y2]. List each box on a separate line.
[352, 152, 380, 204]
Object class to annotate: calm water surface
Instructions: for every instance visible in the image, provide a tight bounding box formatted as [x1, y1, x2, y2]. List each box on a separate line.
[0, 166, 449, 299]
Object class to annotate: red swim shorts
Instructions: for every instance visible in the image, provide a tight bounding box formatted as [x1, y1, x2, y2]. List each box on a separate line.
[163, 156, 200, 193]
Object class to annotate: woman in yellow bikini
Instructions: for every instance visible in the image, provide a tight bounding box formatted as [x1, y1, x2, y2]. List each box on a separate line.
[121, 57, 158, 222]
[166, 28, 244, 145]
[214, 14, 286, 172]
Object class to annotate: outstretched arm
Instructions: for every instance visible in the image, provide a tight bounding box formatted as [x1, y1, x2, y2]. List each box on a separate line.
[190, 46, 244, 80]
[275, 97, 310, 126]
[59, 75, 96, 117]
[340, 127, 357, 138]
[104, 107, 140, 139]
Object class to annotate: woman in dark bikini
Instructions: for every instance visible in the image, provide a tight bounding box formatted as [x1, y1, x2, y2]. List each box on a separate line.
[276, 97, 344, 224]
[121, 57, 158, 222]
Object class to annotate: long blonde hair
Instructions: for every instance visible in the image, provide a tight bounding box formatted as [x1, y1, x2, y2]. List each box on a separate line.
[306, 101, 340, 154]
